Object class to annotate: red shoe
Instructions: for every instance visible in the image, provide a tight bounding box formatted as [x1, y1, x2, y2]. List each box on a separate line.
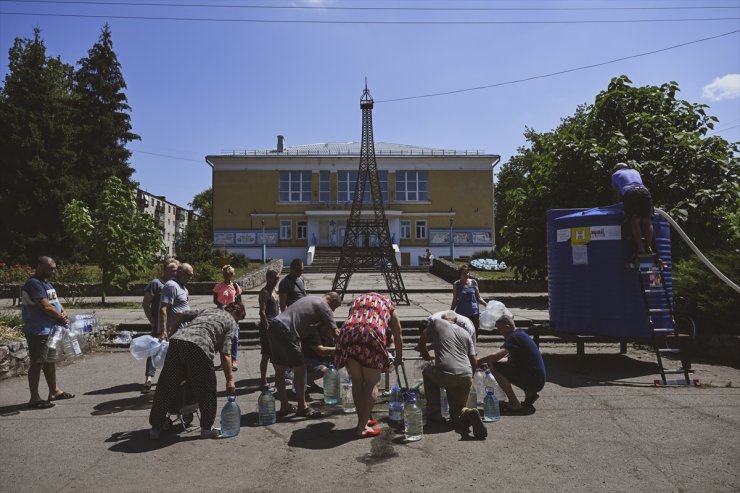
[357, 428, 382, 439]
[367, 419, 378, 426]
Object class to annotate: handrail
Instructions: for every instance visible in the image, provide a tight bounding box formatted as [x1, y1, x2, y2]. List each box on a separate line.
[655, 207, 740, 293]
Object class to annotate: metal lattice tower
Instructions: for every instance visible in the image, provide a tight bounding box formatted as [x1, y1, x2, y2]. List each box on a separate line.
[331, 83, 409, 305]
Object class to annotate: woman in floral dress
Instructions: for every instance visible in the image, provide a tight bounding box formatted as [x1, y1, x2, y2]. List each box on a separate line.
[335, 292, 402, 438]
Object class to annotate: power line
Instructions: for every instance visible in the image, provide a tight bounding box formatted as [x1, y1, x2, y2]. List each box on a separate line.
[377, 30, 740, 103]
[132, 149, 202, 162]
[708, 123, 740, 135]
[0, 10, 739, 24]
[2, 0, 739, 11]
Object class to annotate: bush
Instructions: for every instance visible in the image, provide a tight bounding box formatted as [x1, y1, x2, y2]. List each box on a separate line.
[229, 253, 250, 268]
[0, 310, 24, 341]
[673, 250, 740, 334]
[192, 262, 220, 283]
[0, 263, 33, 283]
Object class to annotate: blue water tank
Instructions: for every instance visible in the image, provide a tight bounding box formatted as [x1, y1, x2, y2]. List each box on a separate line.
[547, 203, 672, 338]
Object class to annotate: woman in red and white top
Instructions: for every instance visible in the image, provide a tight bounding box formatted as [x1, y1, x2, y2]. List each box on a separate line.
[213, 265, 242, 370]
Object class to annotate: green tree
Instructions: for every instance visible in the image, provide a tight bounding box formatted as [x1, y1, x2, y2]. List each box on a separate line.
[497, 76, 739, 279]
[72, 24, 138, 206]
[0, 29, 77, 263]
[62, 176, 164, 302]
[176, 188, 215, 263]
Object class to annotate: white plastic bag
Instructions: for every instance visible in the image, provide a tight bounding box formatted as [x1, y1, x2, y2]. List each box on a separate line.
[479, 300, 514, 329]
[151, 340, 169, 369]
[129, 335, 160, 360]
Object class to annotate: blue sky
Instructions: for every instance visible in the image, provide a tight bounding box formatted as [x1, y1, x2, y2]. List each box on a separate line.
[1, 0, 739, 208]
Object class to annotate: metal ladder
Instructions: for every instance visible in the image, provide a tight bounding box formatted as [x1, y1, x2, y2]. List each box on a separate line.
[634, 254, 697, 386]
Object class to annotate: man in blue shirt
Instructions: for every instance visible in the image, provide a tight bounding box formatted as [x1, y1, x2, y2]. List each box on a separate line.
[21, 256, 75, 409]
[158, 262, 193, 339]
[478, 315, 546, 412]
[611, 162, 655, 255]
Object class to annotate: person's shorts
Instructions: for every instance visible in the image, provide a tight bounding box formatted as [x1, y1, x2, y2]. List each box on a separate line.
[493, 361, 544, 393]
[267, 319, 304, 367]
[259, 322, 271, 356]
[622, 186, 654, 219]
[303, 357, 328, 379]
[24, 334, 49, 364]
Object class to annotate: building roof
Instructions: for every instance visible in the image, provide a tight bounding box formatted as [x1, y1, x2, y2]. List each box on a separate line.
[213, 142, 495, 157]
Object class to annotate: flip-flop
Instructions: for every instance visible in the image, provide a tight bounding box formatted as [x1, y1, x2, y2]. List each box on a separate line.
[500, 401, 523, 413]
[27, 400, 55, 409]
[295, 407, 322, 419]
[356, 428, 382, 439]
[141, 383, 152, 394]
[276, 404, 297, 416]
[366, 419, 379, 427]
[49, 391, 75, 401]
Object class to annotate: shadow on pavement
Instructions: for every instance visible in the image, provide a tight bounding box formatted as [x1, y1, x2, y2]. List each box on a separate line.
[288, 421, 356, 449]
[106, 429, 198, 453]
[85, 382, 148, 395]
[91, 394, 154, 415]
[544, 353, 659, 388]
[0, 402, 43, 417]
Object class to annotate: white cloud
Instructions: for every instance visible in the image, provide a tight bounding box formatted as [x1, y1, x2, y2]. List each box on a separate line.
[702, 74, 740, 101]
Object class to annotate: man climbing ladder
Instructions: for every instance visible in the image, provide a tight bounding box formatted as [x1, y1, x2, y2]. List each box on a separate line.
[611, 163, 654, 255]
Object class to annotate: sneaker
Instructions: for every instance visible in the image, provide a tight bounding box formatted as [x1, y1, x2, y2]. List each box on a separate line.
[200, 428, 221, 439]
[465, 408, 488, 439]
[149, 428, 161, 440]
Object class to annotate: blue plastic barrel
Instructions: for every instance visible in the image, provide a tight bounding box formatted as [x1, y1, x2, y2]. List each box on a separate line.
[547, 203, 672, 338]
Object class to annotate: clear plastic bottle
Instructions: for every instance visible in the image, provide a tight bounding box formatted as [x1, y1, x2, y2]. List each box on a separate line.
[483, 388, 501, 422]
[473, 368, 486, 404]
[62, 328, 82, 358]
[388, 384, 404, 422]
[404, 392, 423, 441]
[341, 378, 355, 413]
[415, 390, 427, 425]
[257, 386, 276, 425]
[466, 386, 477, 409]
[220, 395, 241, 437]
[440, 386, 450, 420]
[484, 369, 506, 401]
[45, 325, 66, 363]
[323, 363, 340, 405]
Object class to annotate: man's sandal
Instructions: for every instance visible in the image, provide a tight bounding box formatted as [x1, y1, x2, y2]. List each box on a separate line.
[49, 391, 75, 401]
[27, 400, 55, 409]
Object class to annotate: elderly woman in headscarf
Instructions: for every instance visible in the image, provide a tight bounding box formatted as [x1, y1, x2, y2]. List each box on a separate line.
[148, 301, 245, 440]
[334, 292, 402, 438]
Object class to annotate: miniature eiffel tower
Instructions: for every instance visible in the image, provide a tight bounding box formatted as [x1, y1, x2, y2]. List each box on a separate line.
[331, 83, 409, 305]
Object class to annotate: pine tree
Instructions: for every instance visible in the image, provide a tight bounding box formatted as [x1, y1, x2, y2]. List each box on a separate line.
[0, 29, 77, 263]
[72, 24, 139, 206]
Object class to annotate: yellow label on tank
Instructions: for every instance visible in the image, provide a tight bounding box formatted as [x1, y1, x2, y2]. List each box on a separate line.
[571, 227, 591, 245]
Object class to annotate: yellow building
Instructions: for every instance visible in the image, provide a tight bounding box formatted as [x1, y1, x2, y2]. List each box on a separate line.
[206, 137, 500, 266]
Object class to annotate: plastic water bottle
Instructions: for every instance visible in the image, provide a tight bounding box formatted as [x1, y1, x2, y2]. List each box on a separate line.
[45, 325, 66, 362]
[473, 368, 486, 404]
[416, 390, 427, 425]
[388, 384, 404, 422]
[404, 392, 423, 441]
[484, 369, 506, 401]
[341, 378, 355, 413]
[466, 386, 477, 409]
[257, 386, 276, 425]
[220, 395, 241, 437]
[62, 328, 82, 358]
[440, 386, 450, 420]
[483, 389, 501, 422]
[323, 363, 340, 405]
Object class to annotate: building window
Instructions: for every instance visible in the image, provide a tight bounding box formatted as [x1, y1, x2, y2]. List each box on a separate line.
[400, 221, 411, 240]
[297, 221, 307, 240]
[396, 171, 428, 201]
[280, 220, 292, 240]
[279, 171, 312, 202]
[319, 171, 330, 203]
[337, 171, 388, 203]
[415, 220, 427, 239]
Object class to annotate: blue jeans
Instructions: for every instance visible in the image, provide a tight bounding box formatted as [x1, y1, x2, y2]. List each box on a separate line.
[232, 326, 239, 361]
